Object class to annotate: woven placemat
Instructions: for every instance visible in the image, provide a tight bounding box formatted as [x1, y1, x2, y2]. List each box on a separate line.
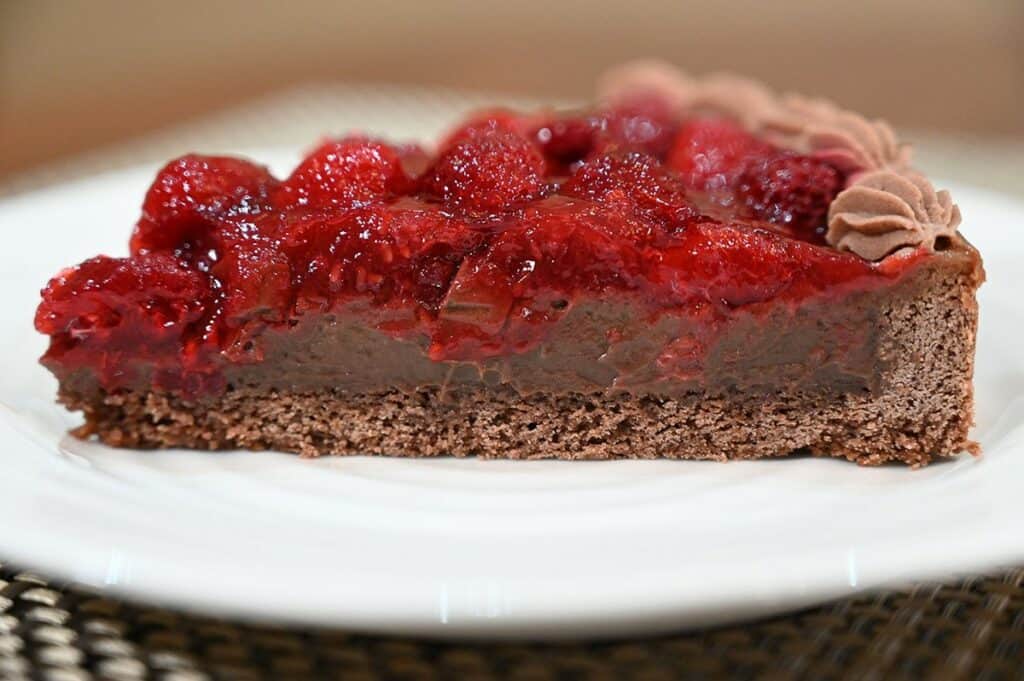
[1, 562, 1023, 680]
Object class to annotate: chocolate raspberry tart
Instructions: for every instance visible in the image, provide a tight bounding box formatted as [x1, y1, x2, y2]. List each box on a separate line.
[36, 62, 983, 466]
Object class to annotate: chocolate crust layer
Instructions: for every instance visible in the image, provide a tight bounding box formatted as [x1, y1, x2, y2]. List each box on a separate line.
[61, 246, 982, 466]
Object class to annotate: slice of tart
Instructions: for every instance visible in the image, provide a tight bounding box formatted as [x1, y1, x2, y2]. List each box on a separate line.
[35, 62, 983, 466]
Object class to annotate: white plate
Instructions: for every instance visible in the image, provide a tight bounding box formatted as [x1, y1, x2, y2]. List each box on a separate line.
[0, 149, 1022, 640]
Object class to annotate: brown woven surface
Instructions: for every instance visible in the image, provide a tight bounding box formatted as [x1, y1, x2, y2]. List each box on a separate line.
[1, 562, 1022, 680]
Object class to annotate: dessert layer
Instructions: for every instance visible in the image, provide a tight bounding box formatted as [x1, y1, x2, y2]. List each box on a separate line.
[60, 242, 980, 465]
[37, 68, 977, 408]
[53, 242, 977, 401]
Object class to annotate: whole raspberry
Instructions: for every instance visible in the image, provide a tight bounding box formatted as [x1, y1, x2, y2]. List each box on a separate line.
[561, 152, 698, 235]
[424, 128, 547, 215]
[131, 155, 277, 257]
[35, 255, 209, 336]
[737, 153, 843, 238]
[666, 119, 773, 193]
[276, 138, 413, 211]
[439, 109, 528, 148]
[531, 102, 677, 174]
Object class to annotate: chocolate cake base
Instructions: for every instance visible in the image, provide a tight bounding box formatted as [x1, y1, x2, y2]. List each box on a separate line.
[57, 246, 982, 467]
[66, 379, 972, 467]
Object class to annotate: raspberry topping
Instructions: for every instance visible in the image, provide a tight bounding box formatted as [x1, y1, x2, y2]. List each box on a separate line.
[531, 116, 600, 174]
[601, 100, 678, 159]
[423, 128, 547, 215]
[37, 104, 905, 398]
[36, 255, 219, 393]
[666, 119, 773, 195]
[279, 205, 484, 313]
[562, 152, 699, 235]
[658, 221, 872, 307]
[434, 204, 653, 358]
[36, 254, 209, 335]
[213, 241, 293, 325]
[276, 138, 413, 211]
[737, 153, 843, 240]
[439, 109, 529, 148]
[530, 100, 677, 175]
[130, 155, 277, 264]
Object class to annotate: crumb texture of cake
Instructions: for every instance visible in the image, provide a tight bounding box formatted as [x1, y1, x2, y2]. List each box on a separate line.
[36, 62, 984, 465]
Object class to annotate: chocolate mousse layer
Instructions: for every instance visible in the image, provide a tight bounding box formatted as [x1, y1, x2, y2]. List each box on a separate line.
[60, 242, 982, 466]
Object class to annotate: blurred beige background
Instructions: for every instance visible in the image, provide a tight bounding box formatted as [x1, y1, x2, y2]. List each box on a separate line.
[2, 0, 1023, 183]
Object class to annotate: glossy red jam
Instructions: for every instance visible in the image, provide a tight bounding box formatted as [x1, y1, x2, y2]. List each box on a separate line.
[36, 101, 915, 396]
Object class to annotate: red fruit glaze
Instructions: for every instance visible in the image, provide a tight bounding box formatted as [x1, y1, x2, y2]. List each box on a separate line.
[562, 152, 699, 235]
[131, 155, 277, 264]
[275, 138, 413, 211]
[36, 254, 208, 335]
[529, 99, 676, 174]
[432, 200, 655, 359]
[737, 153, 843, 240]
[601, 100, 678, 159]
[532, 115, 601, 174]
[213, 241, 293, 325]
[667, 119, 774, 195]
[36, 255, 221, 394]
[438, 109, 530, 149]
[423, 128, 548, 215]
[37, 104, 915, 398]
[279, 204, 485, 313]
[657, 220, 875, 307]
